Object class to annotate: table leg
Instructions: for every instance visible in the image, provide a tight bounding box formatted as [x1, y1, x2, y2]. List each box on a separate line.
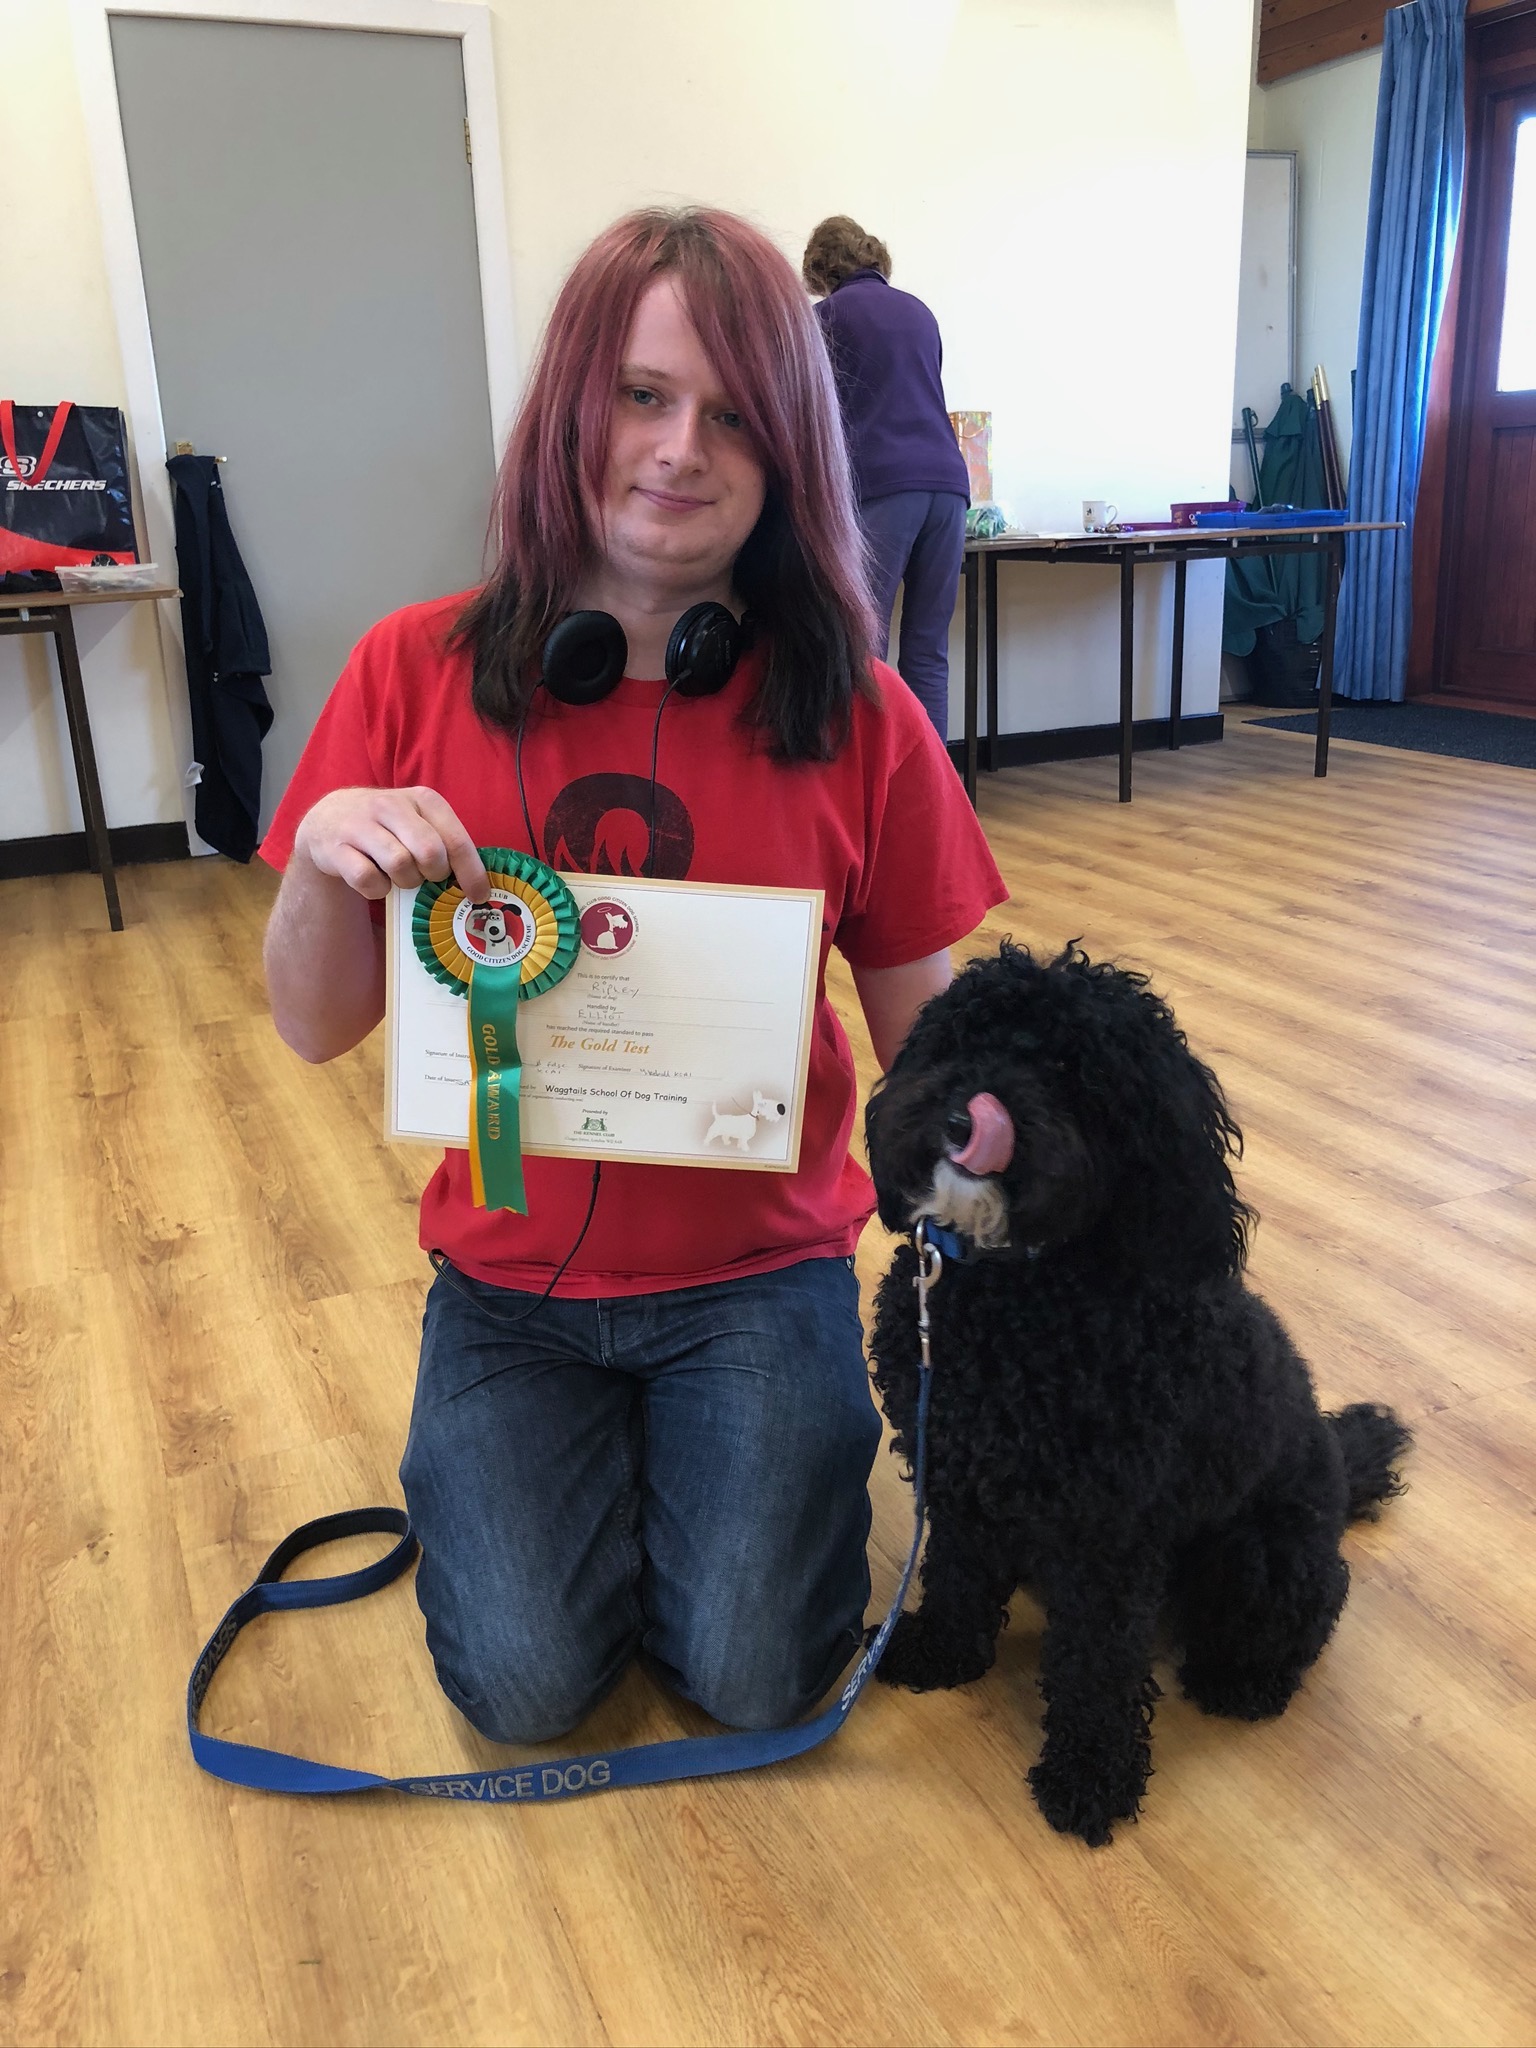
[54, 632, 97, 869]
[984, 551, 998, 773]
[963, 550, 979, 806]
[1119, 551, 1134, 803]
[1169, 556, 1186, 751]
[1316, 536, 1341, 779]
[52, 611, 123, 930]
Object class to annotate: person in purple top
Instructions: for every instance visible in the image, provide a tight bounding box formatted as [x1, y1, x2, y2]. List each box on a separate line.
[804, 216, 969, 743]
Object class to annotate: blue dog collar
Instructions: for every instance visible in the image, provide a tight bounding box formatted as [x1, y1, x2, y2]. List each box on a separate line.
[921, 1223, 972, 1264]
[912, 1225, 1041, 1266]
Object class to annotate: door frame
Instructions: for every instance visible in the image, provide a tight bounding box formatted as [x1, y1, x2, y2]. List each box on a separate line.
[68, 0, 518, 848]
[1439, 28, 1536, 702]
[1410, 3, 1536, 701]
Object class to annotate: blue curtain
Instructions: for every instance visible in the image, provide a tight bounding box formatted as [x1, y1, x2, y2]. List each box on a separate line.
[1334, 0, 1466, 700]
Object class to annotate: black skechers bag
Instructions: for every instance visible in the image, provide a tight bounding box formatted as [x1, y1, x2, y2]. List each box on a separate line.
[0, 400, 138, 571]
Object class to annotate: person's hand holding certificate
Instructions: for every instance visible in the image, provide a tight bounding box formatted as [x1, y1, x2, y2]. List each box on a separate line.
[387, 873, 822, 1171]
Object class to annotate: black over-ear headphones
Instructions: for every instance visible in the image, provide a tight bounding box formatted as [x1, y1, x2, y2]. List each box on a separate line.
[540, 601, 744, 706]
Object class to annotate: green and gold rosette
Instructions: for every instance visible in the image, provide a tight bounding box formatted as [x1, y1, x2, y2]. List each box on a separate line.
[412, 849, 579, 1213]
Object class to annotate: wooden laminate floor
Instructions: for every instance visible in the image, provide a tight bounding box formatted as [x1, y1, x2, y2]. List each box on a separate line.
[2, 718, 1533, 2047]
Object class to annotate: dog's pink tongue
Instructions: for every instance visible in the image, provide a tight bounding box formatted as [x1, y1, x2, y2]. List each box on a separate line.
[951, 1092, 1014, 1176]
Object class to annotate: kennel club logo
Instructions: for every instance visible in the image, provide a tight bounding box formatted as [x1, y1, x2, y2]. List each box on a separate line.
[450, 891, 537, 968]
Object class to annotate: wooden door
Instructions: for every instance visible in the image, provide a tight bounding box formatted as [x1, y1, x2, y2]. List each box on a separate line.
[1442, 21, 1536, 707]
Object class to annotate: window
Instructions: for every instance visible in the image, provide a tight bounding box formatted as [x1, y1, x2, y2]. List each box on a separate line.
[1496, 115, 1536, 390]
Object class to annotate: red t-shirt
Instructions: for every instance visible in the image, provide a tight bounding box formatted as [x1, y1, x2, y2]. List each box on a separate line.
[260, 593, 1006, 1295]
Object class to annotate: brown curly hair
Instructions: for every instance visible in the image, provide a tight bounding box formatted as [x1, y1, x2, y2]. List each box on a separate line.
[802, 216, 892, 297]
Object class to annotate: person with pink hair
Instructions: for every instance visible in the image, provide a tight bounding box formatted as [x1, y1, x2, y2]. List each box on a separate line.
[259, 208, 1004, 1744]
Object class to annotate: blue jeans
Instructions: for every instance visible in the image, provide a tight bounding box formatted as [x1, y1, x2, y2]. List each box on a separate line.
[861, 488, 968, 741]
[399, 1256, 881, 1742]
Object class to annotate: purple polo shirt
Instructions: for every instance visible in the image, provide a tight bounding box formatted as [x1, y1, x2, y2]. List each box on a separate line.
[815, 269, 970, 505]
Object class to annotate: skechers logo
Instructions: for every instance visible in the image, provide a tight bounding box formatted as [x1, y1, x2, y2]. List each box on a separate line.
[408, 1760, 613, 1800]
[5, 476, 108, 491]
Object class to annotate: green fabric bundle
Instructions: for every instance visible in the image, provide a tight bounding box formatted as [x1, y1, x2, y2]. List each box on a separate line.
[966, 502, 1008, 540]
[1222, 387, 1330, 657]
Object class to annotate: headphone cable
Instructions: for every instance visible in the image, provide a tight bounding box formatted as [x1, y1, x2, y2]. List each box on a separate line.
[488, 664, 686, 1320]
[644, 677, 682, 878]
[492, 673, 675, 1321]
[428, 1156, 602, 1327]
[515, 711, 539, 860]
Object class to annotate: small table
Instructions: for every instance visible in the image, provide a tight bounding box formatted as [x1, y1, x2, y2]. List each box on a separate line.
[959, 522, 1405, 805]
[0, 584, 180, 930]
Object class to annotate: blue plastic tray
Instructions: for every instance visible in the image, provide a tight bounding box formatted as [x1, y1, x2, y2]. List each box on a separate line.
[1192, 508, 1350, 528]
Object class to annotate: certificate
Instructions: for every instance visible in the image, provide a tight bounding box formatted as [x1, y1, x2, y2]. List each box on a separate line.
[386, 874, 823, 1171]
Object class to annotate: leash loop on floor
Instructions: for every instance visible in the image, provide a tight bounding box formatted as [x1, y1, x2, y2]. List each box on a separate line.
[187, 1230, 939, 1806]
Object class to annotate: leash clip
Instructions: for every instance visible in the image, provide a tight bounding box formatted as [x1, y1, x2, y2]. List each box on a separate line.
[913, 1219, 942, 1373]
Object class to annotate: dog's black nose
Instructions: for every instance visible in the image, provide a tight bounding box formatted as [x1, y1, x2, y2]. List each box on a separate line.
[944, 1108, 972, 1148]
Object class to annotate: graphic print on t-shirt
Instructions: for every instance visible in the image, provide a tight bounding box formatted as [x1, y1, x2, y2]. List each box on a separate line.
[542, 772, 694, 879]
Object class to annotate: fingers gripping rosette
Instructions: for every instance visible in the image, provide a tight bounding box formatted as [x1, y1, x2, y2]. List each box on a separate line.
[411, 850, 580, 1212]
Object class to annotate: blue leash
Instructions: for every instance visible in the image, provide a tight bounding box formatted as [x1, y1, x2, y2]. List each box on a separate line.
[187, 1231, 941, 1806]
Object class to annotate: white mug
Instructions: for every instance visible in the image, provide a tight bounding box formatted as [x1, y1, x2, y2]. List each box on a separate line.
[1083, 499, 1119, 533]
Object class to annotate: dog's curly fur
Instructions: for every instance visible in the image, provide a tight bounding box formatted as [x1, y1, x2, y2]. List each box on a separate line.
[866, 942, 1410, 1847]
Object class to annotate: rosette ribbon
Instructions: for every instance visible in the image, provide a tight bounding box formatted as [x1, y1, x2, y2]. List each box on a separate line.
[411, 849, 580, 1212]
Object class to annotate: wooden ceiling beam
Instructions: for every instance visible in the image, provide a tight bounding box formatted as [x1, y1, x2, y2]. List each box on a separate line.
[1261, 0, 1384, 50]
[1259, 0, 1535, 89]
[1259, 0, 1387, 84]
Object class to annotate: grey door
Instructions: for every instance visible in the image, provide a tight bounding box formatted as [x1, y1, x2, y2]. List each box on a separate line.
[110, 15, 497, 836]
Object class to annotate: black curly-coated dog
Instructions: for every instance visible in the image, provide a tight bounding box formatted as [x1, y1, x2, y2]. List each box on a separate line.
[866, 942, 1411, 1847]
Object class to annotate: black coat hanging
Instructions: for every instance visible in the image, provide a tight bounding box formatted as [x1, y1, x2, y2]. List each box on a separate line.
[167, 453, 273, 863]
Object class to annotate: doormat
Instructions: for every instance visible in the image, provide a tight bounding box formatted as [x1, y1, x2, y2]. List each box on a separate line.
[1251, 702, 1536, 769]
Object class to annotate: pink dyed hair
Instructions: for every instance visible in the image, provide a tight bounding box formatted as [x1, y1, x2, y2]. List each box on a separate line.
[455, 207, 877, 760]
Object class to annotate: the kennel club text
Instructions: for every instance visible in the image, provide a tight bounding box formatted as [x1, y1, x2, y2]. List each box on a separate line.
[387, 875, 822, 1172]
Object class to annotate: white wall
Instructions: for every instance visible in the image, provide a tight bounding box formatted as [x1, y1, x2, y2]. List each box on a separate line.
[1, 0, 183, 841]
[488, 0, 1250, 741]
[1249, 47, 1382, 471]
[2, 0, 1251, 836]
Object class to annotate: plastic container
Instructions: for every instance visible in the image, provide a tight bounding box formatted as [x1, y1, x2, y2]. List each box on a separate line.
[1192, 508, 1349, 529]
[54, 562, 165, 591]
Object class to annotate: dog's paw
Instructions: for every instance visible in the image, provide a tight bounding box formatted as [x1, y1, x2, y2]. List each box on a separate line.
[873, 1610, 995, 1692]
[1179, 1659, 1303, 1721]
[1027, 1745, 1147, 1848]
